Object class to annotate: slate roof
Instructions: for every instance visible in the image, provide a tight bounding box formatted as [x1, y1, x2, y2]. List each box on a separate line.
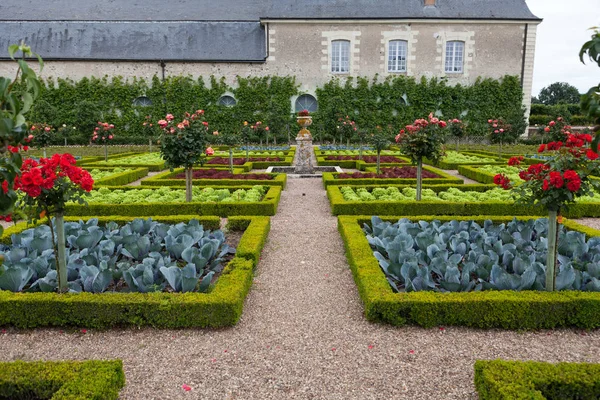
[0, 0, 540, 61]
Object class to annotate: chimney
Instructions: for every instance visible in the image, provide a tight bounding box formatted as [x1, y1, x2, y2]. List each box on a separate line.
[424, 0, 436, 5]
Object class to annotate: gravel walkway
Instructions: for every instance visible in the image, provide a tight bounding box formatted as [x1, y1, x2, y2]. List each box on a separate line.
[126, 171, 163, 186]
[443, 169, 479, 184]
[1, 179, 599, 399]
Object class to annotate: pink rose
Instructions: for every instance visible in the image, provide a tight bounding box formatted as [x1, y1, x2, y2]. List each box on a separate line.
[158, 120, 168, 128]
[177, 123, 185, 129]
[166, 114, 174, 121]
[439, 121, 447, 128]
[265, 127, 270, 131]
[108, 135, 113, 140]
[549, 121, 556, 127]
[44, 126, 51, 132]
[205, 147, 215, 155]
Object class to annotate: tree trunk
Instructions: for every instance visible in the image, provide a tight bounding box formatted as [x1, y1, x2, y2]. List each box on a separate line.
[149, 138, 152, 153]
[266, 133, 269, 147]
[274, 136, 277, 145]
[376, 150, 381, 174]
[104, 144, 108, 162]
[55, 213, 67, 293]
[456, 138, 459, 152]
[359, 142, 363, 161]
[43, 148, 47, 158]
[64, 138, 67, 146]
[229, 147, 234, 173]
[499, 141, 503, 157]
[416, 159, 423, 201]
[546, 209, 558, 291]
[185, 167, 193, 202]
[246, 141, 250, 162]
[347, 138, 350, 148]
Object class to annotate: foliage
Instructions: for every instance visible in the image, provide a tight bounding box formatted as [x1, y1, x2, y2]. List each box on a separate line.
[579, 27, 600, 148]
[336, 115, 357, 143]
[158, 110, 209, 169]
[86, 186, 267, 204]
[92, 121, 115, 143]
[396, 113, 448, 164]
[364, 216, 600, 292]
[314, 75, 524, 137]
[30, 123, 54, 149]
[540, 116, 571, 141]
[0, 44, 43, 229]
[0, 218, 234, 294]
[537, 82, 582, 105]
[487, 118, 521, 144]
[447, 118, 465, 139]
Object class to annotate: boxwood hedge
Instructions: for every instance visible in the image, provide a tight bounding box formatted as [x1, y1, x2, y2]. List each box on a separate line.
[140, 168, 287, 188]
[322, 165, 463, 187]
[93, 167, 149, 186]
[338, 214, 600, 329]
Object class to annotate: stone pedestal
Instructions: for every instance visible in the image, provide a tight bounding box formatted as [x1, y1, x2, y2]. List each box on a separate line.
[294, 135, 314, 174]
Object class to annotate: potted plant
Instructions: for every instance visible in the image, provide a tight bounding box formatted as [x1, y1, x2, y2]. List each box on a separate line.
[297, 109, 312, 132]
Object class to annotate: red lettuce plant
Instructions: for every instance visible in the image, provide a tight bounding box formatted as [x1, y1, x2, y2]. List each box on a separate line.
[494, 132, 600, 290]
[16, 154, 93, 292]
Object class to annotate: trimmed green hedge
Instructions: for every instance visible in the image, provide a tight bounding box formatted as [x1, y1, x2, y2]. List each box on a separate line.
[316, 156, 410, 170]
[76, 152, 142, 167]
[322, 165, 463, 187]
[474, 360, 600, 399]
[327, 185, 600, 217]
[338, 214, 600, 329]
[0, 215, 270, 328]
[423, 153, 505, 170]
[93, 167, 149, 186]
[0, 360, 125, 400]
[140, 168, 287, 188]
[64, 185, 282, 217]
[204, 157, 293, 171]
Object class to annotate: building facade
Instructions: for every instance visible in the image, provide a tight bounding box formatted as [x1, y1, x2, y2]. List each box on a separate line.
[0, 0, 541, 115]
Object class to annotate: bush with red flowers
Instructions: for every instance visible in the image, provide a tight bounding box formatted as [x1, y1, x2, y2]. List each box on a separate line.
[395, 113, 447, 200]
[494, 132, 600, 291]
[541, 117, 571, 142]
[30, 123, 55, 156]
[158, 110, 210, 202]
[16, 154, 94, 292]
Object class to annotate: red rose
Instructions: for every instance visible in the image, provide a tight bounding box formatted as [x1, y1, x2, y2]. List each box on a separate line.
[542, 179, 550, 191]
[549, 171, 563, 189]
[538, 144, 546, 153]
[567, 179, 581, 192]
[563, 170, 579, 181]
[587, 149, 599, 160]
[544, 127, 550, 132]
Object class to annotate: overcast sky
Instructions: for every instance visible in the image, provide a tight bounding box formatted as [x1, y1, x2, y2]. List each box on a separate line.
[527, 0, 599, 96]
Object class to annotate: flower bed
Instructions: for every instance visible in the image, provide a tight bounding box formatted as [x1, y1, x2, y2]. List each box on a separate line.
[206, 156, 293, 169]
[338, 167, 440, 179]
[327, 185, 600, 217]
[140, 168, 287, 188]
[0, 215, 270, 328]
[322, 165, 462, 187]
[91, 167, 149, 186]
[325, 155, 405, 163]
[338, 214, 600, 329]
[459, 165, 522, 184]
[0, 360, 125, 399]
[64, 186, 282, 217]
[474, 360, 600, 399]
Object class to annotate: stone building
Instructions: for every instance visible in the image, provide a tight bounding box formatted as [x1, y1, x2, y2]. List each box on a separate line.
[0, 0, 541, 115]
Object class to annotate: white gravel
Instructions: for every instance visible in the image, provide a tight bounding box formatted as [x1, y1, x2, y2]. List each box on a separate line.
[1, 178, 599, 399]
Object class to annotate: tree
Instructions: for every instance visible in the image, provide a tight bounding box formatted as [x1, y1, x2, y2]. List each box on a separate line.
[580, 27, 600, 148]
[537, 82, 581, 105]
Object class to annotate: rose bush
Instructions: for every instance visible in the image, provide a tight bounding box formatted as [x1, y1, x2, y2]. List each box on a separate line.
[92, 121, 115, 161]
[30, 123, 54, 157]
[337, 115, 357, 147]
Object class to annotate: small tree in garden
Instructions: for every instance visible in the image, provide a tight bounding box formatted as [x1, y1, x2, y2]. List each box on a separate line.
[337, 116, 357, 147]
[16, 154, 93, 292]
[354, 128, 368, 160]
[56, 124, 78, 146]
[158, 110, 209, 202]
[488, 118, 518, 155]
[215, 130, 242, 173]
[142, 115, 159, 152]
[92, 122, 114, 161]
[580, 28, 600, 148]
[494, 133, 600, 291]
[0, 43, 43, 235]
[448, 119, 465, 151]
[30, 123, 54, 158]
[396, 114, 447, 201]
[252, 121, 270, 146]
[541, 117, 571, 142]
[367, 126, 391, 175]
[241, 121, 253, 162]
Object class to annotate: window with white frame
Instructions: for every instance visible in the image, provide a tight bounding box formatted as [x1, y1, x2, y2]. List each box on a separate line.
[331, 40, 350, 74]
[388, 40, 408, 73]
[445, 41, 464, 73]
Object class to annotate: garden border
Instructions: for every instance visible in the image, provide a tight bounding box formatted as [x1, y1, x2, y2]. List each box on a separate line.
[92, 167, 149, 186]
[322, 165, 463, 187]
[0, 215, 271, 328]
[0, 360, 125, 399]
[338, 214, 600, 329]
[474, 360, 600, 399]
[140, 168, 287, 188]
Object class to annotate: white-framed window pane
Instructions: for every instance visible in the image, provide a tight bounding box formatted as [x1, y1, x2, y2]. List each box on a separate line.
[331, 40, 350, 73]
[445, 41, 464, 73]
[388, 40, 407, 72]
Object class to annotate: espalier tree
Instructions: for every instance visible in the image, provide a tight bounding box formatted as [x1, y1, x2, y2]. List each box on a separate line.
[367, 126, 392, 175]
[0, 44, 43, 235]
[396, 114, 448, 201]
[158, 110, 209, 202]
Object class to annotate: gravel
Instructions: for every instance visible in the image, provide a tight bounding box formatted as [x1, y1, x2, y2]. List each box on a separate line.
[443, 169, 479, 184]
[1, 179, 599, 399]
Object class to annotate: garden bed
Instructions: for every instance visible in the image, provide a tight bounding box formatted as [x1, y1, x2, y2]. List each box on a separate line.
[338, 214, 600, 329]
[317, 155, 409, 169]
[423, 151, 504, 169]
[90, 167, 149, 186]
[474, 360, 600, 399]
[206, 156, 293, 169]
[65, 185, 282, 217]
[84, 152, 166, 171]
[322, 165, 463, 187]
[0, 215, 270, 328]
[140, 168, 287, 188]
[0, 360, 125, 399]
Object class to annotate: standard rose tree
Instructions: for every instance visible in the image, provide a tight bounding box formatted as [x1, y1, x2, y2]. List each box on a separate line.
[158, 110, 209, 202]
[448, 119, 465, 151]
[215, 130, 242, 173]
[30, 123, 54, 158]
[367, 126, 392, 175]
[494, 133, 600, 291]
[337, 116, 357, 147]
[92, 122, 115, 161]
[16, 154, 93, 292]
[396, 114, 447, 201]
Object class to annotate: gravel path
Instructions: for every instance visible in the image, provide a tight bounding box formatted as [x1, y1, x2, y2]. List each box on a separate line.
[1, 179, 599, 399]
[126, 171, 163, 186]
[443, 169, 479, 184]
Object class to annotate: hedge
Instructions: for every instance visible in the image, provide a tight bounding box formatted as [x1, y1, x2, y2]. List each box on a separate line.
[140, 168, 287, 188]
[64, 185, 282, 217]
[322, 165, 463, 187]
[474, 360, 600, 399]
[328, 185, 600, 217]
[338, 214, 600, 329]
[0, 215, 270, 328]
[0, 360, 125, 400]
[316, 156, 410, 170]
[423, 153, 505, 170]
[93, 167, 149, 186]
[76, 152, 142, 167]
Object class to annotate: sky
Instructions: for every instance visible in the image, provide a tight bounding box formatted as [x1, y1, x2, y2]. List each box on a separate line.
[526, 0, 599, 96]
